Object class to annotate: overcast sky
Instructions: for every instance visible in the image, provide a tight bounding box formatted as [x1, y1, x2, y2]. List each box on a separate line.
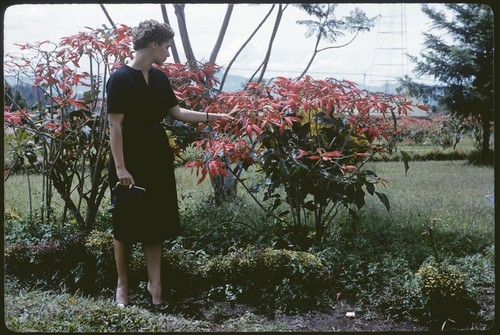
[3, 3, 443, 89]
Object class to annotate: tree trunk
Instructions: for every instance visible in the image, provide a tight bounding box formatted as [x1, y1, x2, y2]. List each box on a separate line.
[480, 114, 492, 162]
[220, 4, 275, 91]
[173, 4, 197, 64]
[99, 4, 116, 28]
[84, 181, 108, 232]
[209, 4, 234, 64]
[51, 167, 85, 228]
[211, 167, 237, 204]
[296, 33, 321, 80]
[160, 4, 181, 64]
[257, 4, 287, 83]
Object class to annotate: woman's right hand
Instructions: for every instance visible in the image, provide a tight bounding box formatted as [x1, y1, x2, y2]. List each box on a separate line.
[116, 167, 135, 186]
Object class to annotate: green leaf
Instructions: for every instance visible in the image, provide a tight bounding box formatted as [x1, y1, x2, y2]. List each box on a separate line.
[365, 182, 375, 195]
[296, 122, 311, 139]
[279, 159, 290, 180]
[375, 191, 390, 212]
[401, 150, 411, 176]
[303, 200, 316, 211]
[24, 151, 37, 165]
[354, 187, 365, 209]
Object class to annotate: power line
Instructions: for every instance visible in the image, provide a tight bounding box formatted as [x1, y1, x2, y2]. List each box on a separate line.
[365, 4, 409, 92]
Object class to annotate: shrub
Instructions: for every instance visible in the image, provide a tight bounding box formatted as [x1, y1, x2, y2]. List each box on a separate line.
[5, 236, 87, 290]
[373, 149, 471, 162]
[204, 247, 330, 313]
[179, 196, 270, 255]
[162, 242, 210, 299]
[415, 258, 480, 328]
[454, 245, 494, 289]
[4, 216, 83, 245]
[84, 229, 117, 289]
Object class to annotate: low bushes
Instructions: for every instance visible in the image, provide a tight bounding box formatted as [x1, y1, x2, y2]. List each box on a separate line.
[415, 258, 482, 329]
[5, 231, 330, 314]
[373, 149, 471, 162]
[5, 236, 87, 291]
[204, 247, 330, 313]
[5, 226, 493, 322]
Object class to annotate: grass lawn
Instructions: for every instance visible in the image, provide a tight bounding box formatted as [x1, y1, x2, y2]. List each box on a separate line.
[364, 160, 494, 241]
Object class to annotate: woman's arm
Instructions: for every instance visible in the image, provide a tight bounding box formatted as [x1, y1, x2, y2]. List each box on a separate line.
[108, 113, 135, 186]
[168, 105, 230, 124]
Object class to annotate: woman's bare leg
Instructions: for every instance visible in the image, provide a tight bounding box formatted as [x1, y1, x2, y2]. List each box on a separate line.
[114, 239, 132, 305]
[144, 242, 163, 305]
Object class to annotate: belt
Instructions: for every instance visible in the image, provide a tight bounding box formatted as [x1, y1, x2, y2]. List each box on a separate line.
[122, 124, 166, 130]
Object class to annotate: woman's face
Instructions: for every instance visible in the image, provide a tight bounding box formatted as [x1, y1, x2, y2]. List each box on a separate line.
[152, 40, 172, 65]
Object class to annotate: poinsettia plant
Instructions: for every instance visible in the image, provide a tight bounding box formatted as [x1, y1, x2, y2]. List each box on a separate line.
[4, 24, 132, 228]
[179, 76, 427, 241]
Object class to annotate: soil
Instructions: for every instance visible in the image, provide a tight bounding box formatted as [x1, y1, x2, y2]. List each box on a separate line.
[168, 288, 496, 333]
[200, 300, 429, 332]
[164, 295, 428, 332]
[122, 284, 496, 332]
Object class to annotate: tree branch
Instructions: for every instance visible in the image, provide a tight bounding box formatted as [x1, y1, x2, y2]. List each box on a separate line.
[316, 28, 361, 53]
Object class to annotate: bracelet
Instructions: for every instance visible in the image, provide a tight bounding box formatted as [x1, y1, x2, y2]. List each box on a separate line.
[206, 111, 210, 123]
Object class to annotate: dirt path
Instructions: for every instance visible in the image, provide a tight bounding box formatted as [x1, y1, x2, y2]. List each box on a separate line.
[196, 300, 430, 332]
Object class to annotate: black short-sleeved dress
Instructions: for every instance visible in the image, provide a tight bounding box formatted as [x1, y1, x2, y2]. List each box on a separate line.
[106, 65, 181, 243]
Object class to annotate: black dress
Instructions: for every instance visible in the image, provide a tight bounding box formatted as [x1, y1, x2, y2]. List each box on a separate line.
[106, 65, 181, 243]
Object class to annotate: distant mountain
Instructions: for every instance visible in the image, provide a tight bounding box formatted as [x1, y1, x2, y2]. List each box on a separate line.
[363, 81, 401, 94]
[215, 73, 249, 92]
[4, 79, 47, 109]
[217, 73, 405, 94]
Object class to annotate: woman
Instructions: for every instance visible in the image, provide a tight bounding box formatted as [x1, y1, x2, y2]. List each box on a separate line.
[107, 19, 228, 311]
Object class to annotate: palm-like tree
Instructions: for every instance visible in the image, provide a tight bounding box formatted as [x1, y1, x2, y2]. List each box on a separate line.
[173, 4, 197, 64]
[295, 4, 376, 79]
[219, 4, 276, 90]
[160, 4, 181, 63]
[209, 4, 234, 64]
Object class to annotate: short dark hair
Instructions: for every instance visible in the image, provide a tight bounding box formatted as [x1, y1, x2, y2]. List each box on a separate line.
[132, 19, 175, 51]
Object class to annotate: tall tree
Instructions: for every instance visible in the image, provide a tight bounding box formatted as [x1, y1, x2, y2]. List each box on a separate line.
[401, 4, 493, 163]
[160, 4, 181, 63]
[295, 4, 376, 80]
[219, 4, 275, 90]
[209, 4, 234, 64]
[256, 3, 287, 83]
[99, 4, 116, 28]
[173, 4, 197, 64]
[247, 4, 287, 84]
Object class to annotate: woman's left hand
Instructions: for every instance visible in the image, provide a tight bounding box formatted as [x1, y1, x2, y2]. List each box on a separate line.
[214, 113, 234, 122]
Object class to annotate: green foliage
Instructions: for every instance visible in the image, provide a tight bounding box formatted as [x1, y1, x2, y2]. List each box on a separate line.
[204, 247, 329, 313]
[4, 215, 81, 245]
[376, 149, 471, 162]
[401, 4, 494, 160]
[84, 229, 114, 257]
[84, 229, 116, 288]
[418, 261, 468, 304]
[5, 236, 87, 291]
[454, 245, 495, 289]
[179, 195, 272, 254]
[415, 258, 480, 327]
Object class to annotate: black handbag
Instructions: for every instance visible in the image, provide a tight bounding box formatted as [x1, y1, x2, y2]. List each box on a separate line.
[108, 182, 146, 212]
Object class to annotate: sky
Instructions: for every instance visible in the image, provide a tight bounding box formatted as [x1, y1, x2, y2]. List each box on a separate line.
[3, 3, 444, 90]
